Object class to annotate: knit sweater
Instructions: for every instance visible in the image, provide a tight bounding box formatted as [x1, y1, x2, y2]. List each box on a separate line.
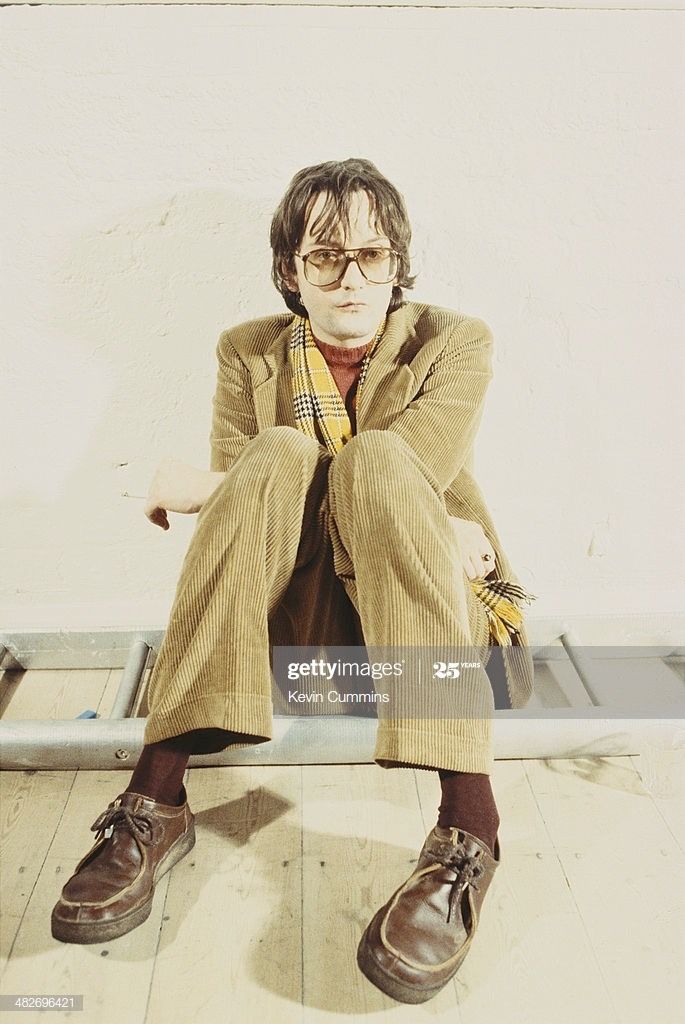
[312, 335, 369, 433]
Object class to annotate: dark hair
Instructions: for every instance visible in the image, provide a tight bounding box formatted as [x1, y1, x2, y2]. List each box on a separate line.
[270, 158, 417, 317]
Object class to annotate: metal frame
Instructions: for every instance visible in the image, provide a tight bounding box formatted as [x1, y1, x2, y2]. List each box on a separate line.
[1, 627, 683, 770]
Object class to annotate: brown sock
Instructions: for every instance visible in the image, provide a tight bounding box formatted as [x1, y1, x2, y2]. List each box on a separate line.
[125, 736, 194, 806]
[437, 770, 500, 856]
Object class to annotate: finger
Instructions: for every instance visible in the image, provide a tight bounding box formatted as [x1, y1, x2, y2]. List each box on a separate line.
[145, 500, 161, 519]
[147, 507, 169, 530]
[464, 556, 479, 580]
[472, 554, 489, 579]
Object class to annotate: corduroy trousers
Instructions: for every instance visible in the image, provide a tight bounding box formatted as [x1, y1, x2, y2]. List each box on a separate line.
[143, 426, 495, 773]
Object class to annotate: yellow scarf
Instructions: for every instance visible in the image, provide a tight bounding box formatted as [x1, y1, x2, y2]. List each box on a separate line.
[290, 314, 386, 451]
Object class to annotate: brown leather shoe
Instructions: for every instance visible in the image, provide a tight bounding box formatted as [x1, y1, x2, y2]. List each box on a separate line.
[51, 785, 196, 944]
[357, 825, 500, 1004]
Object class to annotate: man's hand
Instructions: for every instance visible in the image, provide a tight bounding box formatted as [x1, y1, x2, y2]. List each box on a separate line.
[144, 457, 225, 531]
[449, 516, 496, 580]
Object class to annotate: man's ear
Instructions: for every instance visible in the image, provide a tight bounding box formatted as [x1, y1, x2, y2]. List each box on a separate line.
[281, 256, 299, 294]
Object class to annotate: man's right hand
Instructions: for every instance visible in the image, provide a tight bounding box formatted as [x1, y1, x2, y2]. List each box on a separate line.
[144, 457, 225, 531]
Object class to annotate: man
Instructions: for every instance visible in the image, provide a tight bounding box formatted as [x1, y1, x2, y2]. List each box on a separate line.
[51, 158, 535, 1004]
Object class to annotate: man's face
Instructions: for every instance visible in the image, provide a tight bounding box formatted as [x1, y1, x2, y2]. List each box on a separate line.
[287, 190, 398, 349]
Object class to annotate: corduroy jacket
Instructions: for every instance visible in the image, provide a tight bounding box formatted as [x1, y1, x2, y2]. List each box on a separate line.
[209, 300, 534, 710]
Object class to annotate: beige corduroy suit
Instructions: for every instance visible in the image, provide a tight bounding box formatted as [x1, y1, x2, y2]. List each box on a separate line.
[143, 301, 534, 774]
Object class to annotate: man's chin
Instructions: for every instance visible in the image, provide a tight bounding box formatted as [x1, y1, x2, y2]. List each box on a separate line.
[330, 310, 377, 338]
[309, 309, 380, 346]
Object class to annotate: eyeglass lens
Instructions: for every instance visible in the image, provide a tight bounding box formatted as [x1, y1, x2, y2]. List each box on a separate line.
[305, 248, 398, 285]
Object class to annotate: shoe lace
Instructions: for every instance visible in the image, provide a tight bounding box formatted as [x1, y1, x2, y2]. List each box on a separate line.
[439, 849, 485, 925]
[90, 804, 155, 845]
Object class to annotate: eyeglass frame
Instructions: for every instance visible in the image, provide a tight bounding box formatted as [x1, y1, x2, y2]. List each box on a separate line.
[293, 246, 401, 287]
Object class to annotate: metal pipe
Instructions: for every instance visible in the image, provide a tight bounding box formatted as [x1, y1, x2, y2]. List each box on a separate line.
[109, 639, 150, 720]
[0, 630, 164, 670]
[559, 626, 602, 705]
[0, 712, 651, 771]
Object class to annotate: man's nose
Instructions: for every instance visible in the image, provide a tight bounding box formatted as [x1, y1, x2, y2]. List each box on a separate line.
[340, 257, 366, 287]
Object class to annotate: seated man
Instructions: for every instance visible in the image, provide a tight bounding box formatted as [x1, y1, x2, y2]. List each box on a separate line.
[51, 158, 535, 1005]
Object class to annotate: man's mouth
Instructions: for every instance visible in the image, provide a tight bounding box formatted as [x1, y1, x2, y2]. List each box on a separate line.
[337, 302, 367, 309]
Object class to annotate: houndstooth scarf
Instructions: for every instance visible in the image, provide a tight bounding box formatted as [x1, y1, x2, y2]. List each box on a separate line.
[290, 313, 385, 451]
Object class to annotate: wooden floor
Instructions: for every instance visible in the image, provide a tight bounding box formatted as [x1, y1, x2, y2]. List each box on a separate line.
[1, 668, 684, 1024]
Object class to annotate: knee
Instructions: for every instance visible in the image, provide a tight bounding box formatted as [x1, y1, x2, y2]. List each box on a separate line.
[229, 426, 322, 480]
[251, 425, 322, 458]
[209, 427, 323, 511]
[330, 430, 410, 498]
[339, 430, 410, 468]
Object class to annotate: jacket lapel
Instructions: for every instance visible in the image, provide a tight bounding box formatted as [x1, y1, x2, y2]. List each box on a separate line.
[250, 306, 418, 434]
[251, 321, 290, 432]
[253, 375, 278, 432]
[357, 305, 418, 430]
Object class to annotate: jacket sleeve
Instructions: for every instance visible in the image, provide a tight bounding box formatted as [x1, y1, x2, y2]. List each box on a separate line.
[209, 330, 259, 472]
[383, 316, 494, 493]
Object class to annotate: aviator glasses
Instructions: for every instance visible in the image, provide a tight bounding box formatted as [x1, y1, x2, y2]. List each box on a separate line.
[295, 246, 399, 287]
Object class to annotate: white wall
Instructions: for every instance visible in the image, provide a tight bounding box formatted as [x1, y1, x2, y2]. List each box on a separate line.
[2, 6, 684, 634]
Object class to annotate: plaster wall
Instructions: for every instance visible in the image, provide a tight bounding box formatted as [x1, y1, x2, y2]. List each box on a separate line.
[2, 6, 683, 634]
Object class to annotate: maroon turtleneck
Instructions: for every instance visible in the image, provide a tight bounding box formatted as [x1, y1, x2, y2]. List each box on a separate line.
[313, 334, 370, 433]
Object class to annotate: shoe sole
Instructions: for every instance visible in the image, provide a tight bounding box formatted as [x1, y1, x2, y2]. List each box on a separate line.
[357, 922, 456, 1005]
[50, 819, 196, 945]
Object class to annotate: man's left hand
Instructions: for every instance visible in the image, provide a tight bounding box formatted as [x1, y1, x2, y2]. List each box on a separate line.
[449, 516, 496, 580]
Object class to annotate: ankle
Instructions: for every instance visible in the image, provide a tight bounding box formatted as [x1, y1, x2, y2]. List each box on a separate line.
[436, 770, 500, 856]
[125, 737, 190, 807]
